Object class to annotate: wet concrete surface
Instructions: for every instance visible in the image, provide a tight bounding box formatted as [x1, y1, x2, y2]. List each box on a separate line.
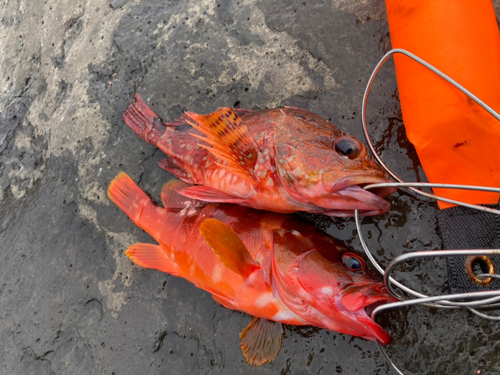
[1, 1, 500, 374]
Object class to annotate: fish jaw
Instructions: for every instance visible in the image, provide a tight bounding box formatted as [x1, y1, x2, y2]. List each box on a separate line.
[299, 280, 397, 345]
[339, 284, 398, 345]
[355, 302, 395, 345]
[294, 272, 397, 345]
[317, 171, 397, 216]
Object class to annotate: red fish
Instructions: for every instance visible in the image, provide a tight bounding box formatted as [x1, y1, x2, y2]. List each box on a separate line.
[123, 94, 396, 217]
[108, 172, 397, 365]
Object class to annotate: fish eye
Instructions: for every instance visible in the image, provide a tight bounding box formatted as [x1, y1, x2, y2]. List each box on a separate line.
[334, 137, 361, 159]
[341, 252, 365, 272]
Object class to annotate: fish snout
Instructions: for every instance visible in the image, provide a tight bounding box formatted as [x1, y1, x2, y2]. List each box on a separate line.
[334, 283, 397, 345]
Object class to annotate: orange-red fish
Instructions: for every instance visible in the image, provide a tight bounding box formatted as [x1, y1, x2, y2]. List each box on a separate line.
[124, 94, 396, 217]
[108, 172, 397, 365]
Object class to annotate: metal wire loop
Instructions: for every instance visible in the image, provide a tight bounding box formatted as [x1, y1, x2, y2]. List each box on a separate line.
[361, 48, 500, 215]
[357, 48, 500, 375]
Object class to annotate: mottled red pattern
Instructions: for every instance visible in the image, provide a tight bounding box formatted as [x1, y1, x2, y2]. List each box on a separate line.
[108, 172, 397, 349]
[124, 94, 396, 217]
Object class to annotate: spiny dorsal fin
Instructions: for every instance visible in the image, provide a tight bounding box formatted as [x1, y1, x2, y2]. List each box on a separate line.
[199, 218, 260, 278]
[161, 180, 200, 209]
[240, 317, 284, 366]
[185, 108, 258, 184]
[126, 243, 179, 276]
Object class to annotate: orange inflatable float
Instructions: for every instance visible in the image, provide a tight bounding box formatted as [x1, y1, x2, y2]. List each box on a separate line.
[384, 0, 500, 209]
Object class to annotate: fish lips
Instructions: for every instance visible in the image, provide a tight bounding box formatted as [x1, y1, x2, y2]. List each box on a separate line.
[340, 283, 398, 345]
[323, 172, 397, 212]
[324, 173, 396, 197]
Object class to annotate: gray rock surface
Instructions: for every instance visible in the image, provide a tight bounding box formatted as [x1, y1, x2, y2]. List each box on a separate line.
[1, 0, 500, 374]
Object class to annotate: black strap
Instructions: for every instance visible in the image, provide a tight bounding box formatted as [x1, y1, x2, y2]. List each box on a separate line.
[436, 203, 500, 293]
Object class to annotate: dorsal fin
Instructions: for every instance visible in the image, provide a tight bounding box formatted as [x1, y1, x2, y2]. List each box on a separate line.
[240, 317, 284, 366]
[199, 218, 260, 278]
[185, 108, 258, 184]
[161, 180, 199, 209]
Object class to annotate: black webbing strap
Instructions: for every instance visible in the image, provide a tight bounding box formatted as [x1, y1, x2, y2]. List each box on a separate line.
[436, 203, 500, 294]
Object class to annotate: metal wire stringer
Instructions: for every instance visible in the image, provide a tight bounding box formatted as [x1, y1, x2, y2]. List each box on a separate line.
[356, 48, 500, 374]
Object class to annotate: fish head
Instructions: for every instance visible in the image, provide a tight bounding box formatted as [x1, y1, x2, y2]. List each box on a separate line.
[272, 227, 397, 344]
[273, 115, 396, 216]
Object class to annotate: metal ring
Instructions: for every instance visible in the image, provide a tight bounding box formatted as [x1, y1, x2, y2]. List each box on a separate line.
[465, 255, 495, 286]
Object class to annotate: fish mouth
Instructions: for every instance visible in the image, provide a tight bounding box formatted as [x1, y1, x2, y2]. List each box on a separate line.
[340, 284, 398, 345]
[363, 300, 389, 318]
[322, 173, 397, 215]
[325, 174, 396, 197]
[357, 297, 397, 345]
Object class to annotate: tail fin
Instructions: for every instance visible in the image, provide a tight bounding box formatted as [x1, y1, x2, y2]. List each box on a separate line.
[107, 172, 164, 236]
[123, 94, 166, 147]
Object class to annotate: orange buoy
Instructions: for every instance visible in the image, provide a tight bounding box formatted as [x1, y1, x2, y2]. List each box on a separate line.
[385, 0, 500, 208]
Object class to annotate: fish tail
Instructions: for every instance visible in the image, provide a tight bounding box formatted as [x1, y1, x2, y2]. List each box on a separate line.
[107, 172, 164, 235]
[123, 94, 166, 147]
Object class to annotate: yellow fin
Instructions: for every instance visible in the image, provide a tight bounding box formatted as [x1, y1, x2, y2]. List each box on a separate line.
[199, 218, 260, 278]
[240, 317, 284, 366]
[126, 243, 179, 276]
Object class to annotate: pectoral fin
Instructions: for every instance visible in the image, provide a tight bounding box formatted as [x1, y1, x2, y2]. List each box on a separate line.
[199, 218, 260, 278]
[158, 158, 194, 184]
[185, 108, 258, 184]
[126, 243, 179, 276]
[178, 186, 246, 203]
[161, 180, 200, 209]
[240, 317, 284, 366]
[212, 294, 237, 310]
